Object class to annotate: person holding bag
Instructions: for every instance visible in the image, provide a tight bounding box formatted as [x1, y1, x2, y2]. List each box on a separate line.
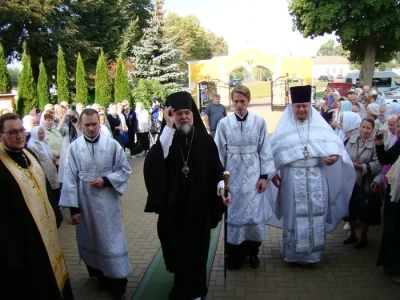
[343, 117, 382, 249]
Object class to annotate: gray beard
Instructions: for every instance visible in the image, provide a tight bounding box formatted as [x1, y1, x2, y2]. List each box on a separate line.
[177, 124, 192, 135]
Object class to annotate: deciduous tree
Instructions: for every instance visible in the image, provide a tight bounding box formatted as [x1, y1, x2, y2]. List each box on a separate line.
[289, 0, 400, 86]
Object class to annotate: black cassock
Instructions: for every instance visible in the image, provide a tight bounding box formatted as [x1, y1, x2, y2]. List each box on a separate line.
[0, 148, 74, 300]
[144, 128, 225, 299]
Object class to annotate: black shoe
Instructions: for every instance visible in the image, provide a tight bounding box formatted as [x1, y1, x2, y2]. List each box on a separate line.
[96, 279, 108, 291]
[227, 261, 243, 270]
[342, 235, 357, 245]
[353, 240, 368, 249]
[249, 255, 260, 269]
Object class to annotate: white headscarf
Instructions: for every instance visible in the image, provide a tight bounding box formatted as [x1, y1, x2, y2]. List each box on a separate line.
[387, 102, 400, 115]
[28, 126, 54, 160]
[342, 111, 362, 133]
[367, 103, 380, 116]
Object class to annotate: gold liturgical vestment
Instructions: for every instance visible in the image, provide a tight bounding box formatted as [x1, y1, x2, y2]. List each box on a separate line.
[0, 145, 68, 292]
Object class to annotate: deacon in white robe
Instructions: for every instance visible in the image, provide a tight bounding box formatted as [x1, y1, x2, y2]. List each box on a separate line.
[269, 86, 355, 265]
[214, 85, 276, 270]
[59, 108, 132, 300]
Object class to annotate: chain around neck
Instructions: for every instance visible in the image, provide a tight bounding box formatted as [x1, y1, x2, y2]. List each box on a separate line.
[177, 126, 195, 164]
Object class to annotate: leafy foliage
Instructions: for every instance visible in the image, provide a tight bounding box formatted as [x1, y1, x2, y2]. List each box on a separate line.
[95, 50, 112, 107]
[7, 67, 20, 87]
[57, 46, 69, 103]
[0, 43, 11, 94]
[130, 0, 185, 91]
[132, 79, 168, 108]
[17, 44, 37, 115]
[75, 53, 88, 105]
[316, 40, 349, 57]
[289, 0, 400, 86]
[114, 54, 132, 104]
[37, 58, 50, 109]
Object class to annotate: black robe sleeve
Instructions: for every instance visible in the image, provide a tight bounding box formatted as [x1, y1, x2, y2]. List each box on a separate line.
[143, 140, 167, 213]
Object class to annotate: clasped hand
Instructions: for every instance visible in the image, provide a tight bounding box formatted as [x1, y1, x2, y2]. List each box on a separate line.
[90, 177, 104, 189]
[219, 189, 232, 206]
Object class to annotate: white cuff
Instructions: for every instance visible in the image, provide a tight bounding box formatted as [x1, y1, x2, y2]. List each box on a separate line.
[217, 180, 224, 195]
[159, 126, 175, 159]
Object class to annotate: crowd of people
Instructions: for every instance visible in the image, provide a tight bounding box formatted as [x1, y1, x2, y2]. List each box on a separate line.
[1, 84, 400, 300]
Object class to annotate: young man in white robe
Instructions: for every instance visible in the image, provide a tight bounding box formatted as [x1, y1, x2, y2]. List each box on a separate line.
[214, 85, 276, 269]
[269, 86, 356, 265]
[59, 108, 132, 300]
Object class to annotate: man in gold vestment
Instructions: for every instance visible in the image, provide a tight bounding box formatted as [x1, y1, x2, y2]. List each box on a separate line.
[0, 113, 74, 299]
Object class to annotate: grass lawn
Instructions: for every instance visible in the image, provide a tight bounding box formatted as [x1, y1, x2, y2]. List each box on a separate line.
[230, 81, 271, 98]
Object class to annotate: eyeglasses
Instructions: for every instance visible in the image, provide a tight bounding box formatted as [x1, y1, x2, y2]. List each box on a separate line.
[0, 128, 26, 137]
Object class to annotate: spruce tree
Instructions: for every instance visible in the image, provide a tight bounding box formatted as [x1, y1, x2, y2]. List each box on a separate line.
[17, 43, 37, 115]
[57, 46, 69, 103]
[130, 0, 185, 91]
[114, 53, 131, 103]
[0, 43, 11, 94]
[37, 58, 50, 109]
[75, 53, 88, 105]
[95, 50, 111, 107]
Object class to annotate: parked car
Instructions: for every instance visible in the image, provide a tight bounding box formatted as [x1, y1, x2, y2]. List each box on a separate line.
[229, 79, 241, 87]
[384, 86, 400, 100]
[336, 74, 343, 79]
[318, 75, 334, 82]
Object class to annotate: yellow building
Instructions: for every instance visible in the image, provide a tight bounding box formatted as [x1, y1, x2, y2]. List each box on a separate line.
[187, 48, 313, 110]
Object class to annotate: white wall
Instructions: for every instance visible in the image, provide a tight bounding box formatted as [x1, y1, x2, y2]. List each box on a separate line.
[313, 64, 350, 78]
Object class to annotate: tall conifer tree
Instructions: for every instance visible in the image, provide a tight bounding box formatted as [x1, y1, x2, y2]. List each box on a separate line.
[37, 58, 50, 109]
[57, 46, 69, 103]
[0, 43, 11, 94]
[17, 43, 37, 115]
[75, 53, 88, 105]
[114, 53, 131, 103]
[95, 50, 111, 107]
[131, 0, 184, 91]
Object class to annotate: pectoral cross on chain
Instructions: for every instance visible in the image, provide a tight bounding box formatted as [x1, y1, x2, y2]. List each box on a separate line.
[303, 147, 309, 160]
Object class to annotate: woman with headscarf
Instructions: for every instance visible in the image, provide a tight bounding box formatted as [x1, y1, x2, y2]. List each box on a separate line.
[352, 102, 366, 118]
[27, 126, 61, 205]
[343, 117, 382, 249]
[366, 103, 381, 130]
[57, 110, 81, 185]
[374, 116, 400, 282]
[387, 102, 400, 116]
[331, 100, 352, 134]
[340, 112, 362, 144]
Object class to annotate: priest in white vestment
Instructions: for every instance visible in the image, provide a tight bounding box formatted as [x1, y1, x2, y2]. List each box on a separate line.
[59, 108, 132, 300]
[214, 85, 276, 270]
[269, 86, 356, 265]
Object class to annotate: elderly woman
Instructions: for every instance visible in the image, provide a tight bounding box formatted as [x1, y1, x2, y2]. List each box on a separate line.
[352, 102, 366, 118]
[374, 116, 400, 282]
[340, 111, 362, 144]
[366, 103, 381, 130]
[27, 126, 61, 204]
[343, 117, 382, 249]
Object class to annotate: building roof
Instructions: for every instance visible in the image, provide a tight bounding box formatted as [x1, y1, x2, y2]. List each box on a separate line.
[313, 56, 349, 65]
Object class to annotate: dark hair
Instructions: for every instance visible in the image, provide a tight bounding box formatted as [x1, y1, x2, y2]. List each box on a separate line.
[361, 117, 375, 128]
[0, 113, 21, 132]
[43, 113, 53, 121]
[79, 108, 99, 122]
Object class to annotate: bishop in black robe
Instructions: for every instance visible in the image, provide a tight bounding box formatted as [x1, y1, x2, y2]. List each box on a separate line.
[0, 146, 74, 299]
[143, 92, 226, 300]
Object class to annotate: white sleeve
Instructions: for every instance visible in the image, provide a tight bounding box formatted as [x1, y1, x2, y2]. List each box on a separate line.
[159, 126, 176, 159]
[217, 180, 224, 195]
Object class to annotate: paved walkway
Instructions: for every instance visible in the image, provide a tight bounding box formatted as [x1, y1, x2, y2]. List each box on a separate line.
[58, 99, 400, 300]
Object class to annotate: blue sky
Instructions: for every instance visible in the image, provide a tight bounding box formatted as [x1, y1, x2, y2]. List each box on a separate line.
[164, 0, 335, 57]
